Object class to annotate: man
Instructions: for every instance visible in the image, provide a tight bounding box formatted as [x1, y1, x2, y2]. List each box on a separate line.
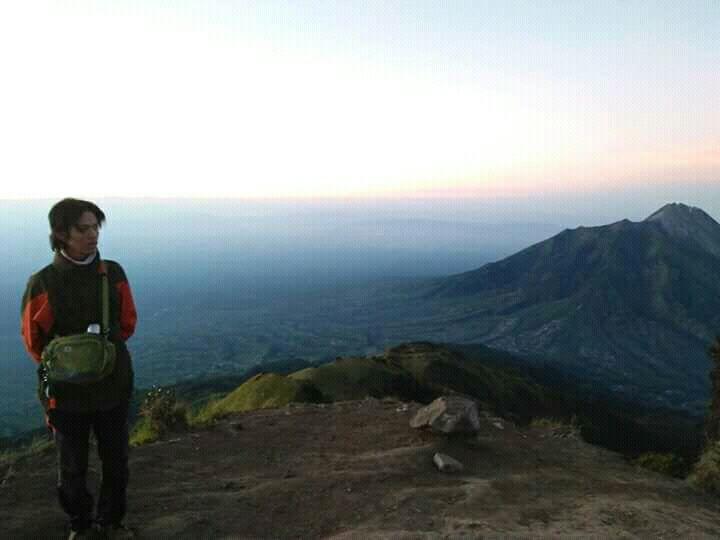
[21, 198, 138, 539]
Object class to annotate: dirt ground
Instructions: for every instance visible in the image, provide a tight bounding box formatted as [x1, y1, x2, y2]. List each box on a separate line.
[3, 397, 720, 539]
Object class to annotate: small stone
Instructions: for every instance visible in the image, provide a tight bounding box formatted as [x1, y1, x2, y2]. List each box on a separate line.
[433, 452, 464, 473]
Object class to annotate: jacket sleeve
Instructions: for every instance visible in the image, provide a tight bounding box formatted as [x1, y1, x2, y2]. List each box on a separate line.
[20, 274, 54, 363]
[114, 265, 137, 341]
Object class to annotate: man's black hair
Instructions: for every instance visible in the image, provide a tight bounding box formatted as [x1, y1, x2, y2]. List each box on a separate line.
[48, 198, 106, 252]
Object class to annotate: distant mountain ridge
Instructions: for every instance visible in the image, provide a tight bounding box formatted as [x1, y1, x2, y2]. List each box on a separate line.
[413, 203, 720, 414]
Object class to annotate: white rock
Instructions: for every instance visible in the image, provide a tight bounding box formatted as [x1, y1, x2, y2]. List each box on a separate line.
[433, 452, 464, 473]
[410, 396, 481, 434]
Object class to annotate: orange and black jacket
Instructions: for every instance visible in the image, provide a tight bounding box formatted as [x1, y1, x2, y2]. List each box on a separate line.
[21, 252, 137, 413]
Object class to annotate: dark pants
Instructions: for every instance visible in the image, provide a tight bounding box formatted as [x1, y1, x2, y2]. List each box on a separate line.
[47, 402, 130, 531]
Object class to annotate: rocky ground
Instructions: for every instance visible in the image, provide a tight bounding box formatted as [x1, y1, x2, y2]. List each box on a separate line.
[3, 397, 720, 539]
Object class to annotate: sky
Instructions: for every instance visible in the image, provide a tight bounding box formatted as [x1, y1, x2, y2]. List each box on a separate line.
[0, 1, 718, 219]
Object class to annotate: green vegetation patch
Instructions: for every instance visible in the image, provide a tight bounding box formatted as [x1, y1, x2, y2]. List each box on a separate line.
[633, 452, 687, 478]
[130, 387, 189, 447]
[289, 356, 415, 402]
[129, 417, 161, 447]
[195, 373, 322, 424]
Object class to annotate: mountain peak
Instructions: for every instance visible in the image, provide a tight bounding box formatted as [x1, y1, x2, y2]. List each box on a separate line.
[645, 202, 709, 223]
[644, 202, 720, 256]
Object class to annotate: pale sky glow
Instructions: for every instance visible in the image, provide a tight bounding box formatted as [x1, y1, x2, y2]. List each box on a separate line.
[1, 1, 718, 202]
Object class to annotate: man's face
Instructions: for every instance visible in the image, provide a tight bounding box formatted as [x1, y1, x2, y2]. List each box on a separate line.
[61, 210, 99, 259]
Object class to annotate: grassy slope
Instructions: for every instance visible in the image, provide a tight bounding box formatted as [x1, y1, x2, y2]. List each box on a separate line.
[196, 373, 323, 423]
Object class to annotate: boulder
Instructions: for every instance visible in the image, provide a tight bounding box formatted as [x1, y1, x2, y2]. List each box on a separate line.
[409, 396, 480, 434]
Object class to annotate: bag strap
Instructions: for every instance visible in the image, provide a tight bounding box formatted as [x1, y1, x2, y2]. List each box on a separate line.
[98, 260, 110, 337]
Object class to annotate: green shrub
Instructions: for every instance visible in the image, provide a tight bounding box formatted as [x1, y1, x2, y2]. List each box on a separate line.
[130, 387, 188, 446]
[689, 441, 720, 493]
[128, 417, 158, 447]
[634, 452, 687, 478]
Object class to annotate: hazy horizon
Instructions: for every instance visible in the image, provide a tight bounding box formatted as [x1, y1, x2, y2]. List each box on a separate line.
[1, 195, 718, 437]
[0, 198, 569, 437]
[3, 183, 719, 226]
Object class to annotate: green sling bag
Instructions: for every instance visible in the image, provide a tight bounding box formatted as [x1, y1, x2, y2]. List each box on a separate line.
[41, 262, 117, 385]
